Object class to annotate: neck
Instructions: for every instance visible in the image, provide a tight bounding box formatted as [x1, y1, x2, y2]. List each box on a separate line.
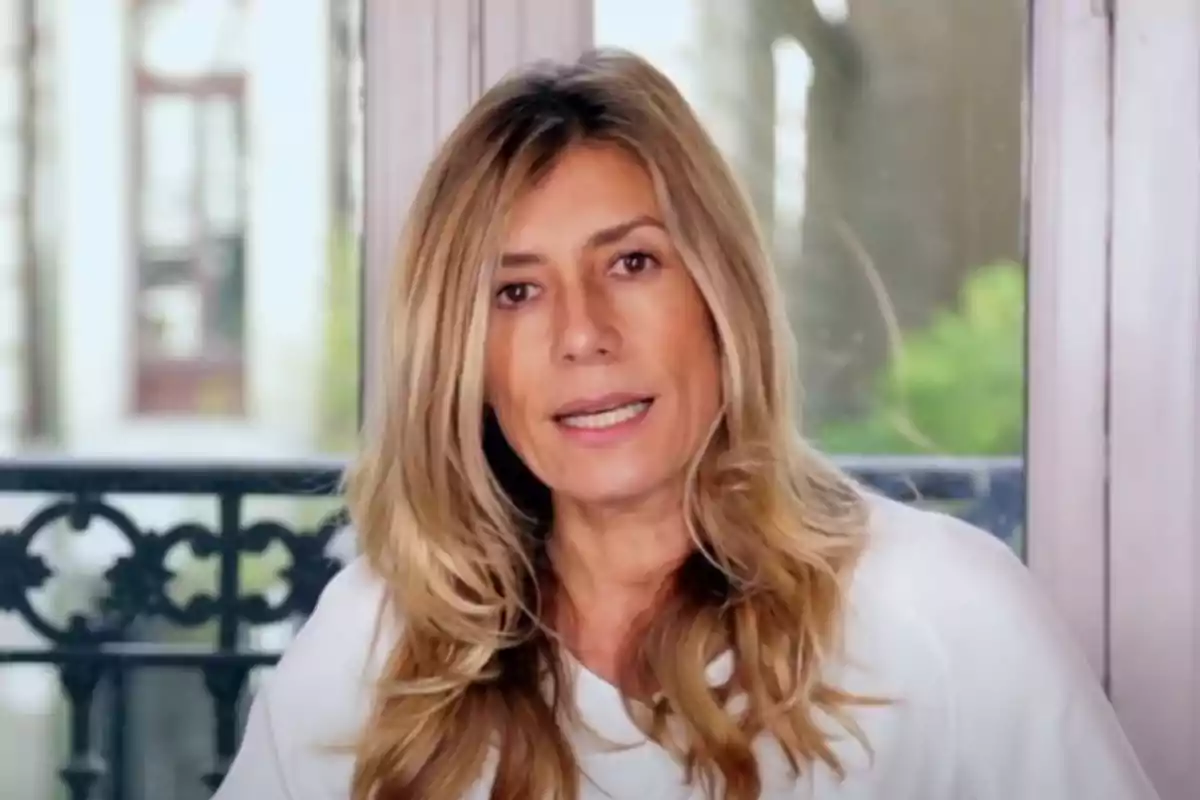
[548, 491, 693, 681]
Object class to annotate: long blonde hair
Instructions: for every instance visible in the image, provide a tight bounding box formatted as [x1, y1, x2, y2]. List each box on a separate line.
[346, 48, 872, 800]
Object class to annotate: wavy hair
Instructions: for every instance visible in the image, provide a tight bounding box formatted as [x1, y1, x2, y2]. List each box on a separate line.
[345, 48, 873, 800]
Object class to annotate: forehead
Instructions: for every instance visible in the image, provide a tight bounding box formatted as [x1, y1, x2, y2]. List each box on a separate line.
[502, 143, 662, 252]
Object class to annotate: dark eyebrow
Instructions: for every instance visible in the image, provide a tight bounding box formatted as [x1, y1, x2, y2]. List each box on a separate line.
[499, 215, 665, 267]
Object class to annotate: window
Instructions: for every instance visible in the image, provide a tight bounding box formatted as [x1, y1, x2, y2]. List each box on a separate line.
[6, 2, 1194, 799]
[0, 0, 365, 794]
[594, 0, 1028, 552]
[132, 0, 248, 416]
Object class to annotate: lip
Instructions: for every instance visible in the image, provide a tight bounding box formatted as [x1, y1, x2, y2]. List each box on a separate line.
[552, 394, 655, 447]
[551, 392, 656, 420]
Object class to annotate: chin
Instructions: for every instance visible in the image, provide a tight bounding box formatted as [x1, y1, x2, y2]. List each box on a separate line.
[555, 464, 676, 508]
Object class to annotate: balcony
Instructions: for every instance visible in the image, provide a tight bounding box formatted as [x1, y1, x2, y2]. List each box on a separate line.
[0, 455, 1021, 800]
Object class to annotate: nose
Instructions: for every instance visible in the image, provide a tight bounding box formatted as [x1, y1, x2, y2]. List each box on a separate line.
[553, 276, 621, 364]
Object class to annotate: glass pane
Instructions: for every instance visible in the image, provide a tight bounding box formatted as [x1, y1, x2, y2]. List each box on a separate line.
[200, 96, 246, 354]
[139, 280, 206, 359]
[1, 0, 363, 797]
[135, 81, 249, 414]
[202, 97, 243, 232]
[140, 0, 247, 78]
[596, 0, 1027, 553]
[140, 94, 196, 251]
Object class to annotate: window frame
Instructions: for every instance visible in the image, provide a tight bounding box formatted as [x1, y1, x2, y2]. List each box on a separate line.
[1106, 2, 1200, 797]
[363, 0, 1108, 661]
[1024, 0, 1112, 681]
[364, 2, 1200, 796]
[362, 0, 475, 424]
[361, 0, 597, 423]
[128, 0, 249, 417]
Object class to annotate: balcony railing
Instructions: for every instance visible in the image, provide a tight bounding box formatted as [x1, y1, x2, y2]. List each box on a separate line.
[0, 455, 1022, 800]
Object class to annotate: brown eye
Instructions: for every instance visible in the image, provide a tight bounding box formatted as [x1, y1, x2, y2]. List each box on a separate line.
[611, 250, 660, 276]
[495, 282, 539, 308]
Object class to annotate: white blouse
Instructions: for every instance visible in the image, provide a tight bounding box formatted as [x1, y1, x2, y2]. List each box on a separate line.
[214, 495, 1160, 799]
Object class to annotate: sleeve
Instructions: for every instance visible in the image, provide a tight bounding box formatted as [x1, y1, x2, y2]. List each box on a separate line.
[914, 515, 1161, 800]
[211, 557, 387, 800]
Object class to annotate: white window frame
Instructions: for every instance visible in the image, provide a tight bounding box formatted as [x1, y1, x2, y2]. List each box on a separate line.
[1025, 0, 1111, 681]
[360, 0, 590, 416]
[1106, 3, 1200, 798]
[362, 2, 1198, 796]
[363, 0, 1110, 664]
[361, 0, 481, 418]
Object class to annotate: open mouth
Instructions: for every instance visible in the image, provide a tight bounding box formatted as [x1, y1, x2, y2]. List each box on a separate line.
[554, 398, 655, 430]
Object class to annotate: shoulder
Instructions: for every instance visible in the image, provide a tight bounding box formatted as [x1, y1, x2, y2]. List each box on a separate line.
[847, 494, 1157, 798]
[217, 556, 396, 799]
[856, 490, 1026, 590]
[270, 556, 395, 693]
[855, 492, 1040, 620]
[849, 492, 1086, 685]
[252, 557, 396, 796]
[835, 492, 1058, 716]
[267, 556, 394, 722]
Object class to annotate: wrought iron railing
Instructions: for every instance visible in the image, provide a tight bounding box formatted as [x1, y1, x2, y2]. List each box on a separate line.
[0, 455, 1022, 800]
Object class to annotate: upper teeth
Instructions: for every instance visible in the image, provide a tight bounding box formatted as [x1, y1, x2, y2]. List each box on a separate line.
[560, 400, 651, 430]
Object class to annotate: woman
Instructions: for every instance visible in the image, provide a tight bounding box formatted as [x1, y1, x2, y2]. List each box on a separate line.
[216, 50, 1157, 800]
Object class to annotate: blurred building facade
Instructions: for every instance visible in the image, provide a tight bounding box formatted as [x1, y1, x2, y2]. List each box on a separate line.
[0, 0, 361, 458]
[0, 1, 360, 797]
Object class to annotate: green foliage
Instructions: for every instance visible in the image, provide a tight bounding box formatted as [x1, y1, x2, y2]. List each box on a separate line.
[318, 222, 362, 455]
[815, 261, 1025, 456]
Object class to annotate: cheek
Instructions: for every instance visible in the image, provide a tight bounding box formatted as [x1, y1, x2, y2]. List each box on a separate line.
[684, 325, 723, 418]
[663, 286, 722, 409]
[483, 323, 517, 415]
[484, 320, 541, 444]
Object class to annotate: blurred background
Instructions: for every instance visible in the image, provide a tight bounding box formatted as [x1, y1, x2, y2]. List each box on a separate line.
[2, 2, 363, 796]
[3, 0, 1189, 799]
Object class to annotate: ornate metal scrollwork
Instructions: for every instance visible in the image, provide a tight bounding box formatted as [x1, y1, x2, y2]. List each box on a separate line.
[1, 493, 349, 646]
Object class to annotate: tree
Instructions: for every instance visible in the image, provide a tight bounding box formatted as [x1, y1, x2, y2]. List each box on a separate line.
[787, 0, 1024, 428]
[689, 0, 1025, 436]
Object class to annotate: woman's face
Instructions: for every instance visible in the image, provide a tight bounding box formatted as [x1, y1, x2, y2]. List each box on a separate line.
[484, 142, 722, 511]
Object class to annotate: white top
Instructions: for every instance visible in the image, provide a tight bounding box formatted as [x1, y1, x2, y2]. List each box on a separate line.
[214, 495, 1160, 799]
